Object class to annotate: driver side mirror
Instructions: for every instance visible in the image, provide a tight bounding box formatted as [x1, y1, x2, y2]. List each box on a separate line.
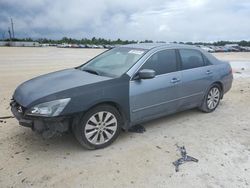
[136, 69, 156, 80]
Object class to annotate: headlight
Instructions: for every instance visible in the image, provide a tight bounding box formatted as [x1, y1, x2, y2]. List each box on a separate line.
[26, 98, 71, 117]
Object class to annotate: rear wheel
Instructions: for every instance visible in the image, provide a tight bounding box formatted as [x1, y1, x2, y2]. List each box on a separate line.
[73, 104, 121, 149]
[199, 84, 221, 113]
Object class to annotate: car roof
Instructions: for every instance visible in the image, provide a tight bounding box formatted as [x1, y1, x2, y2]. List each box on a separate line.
[122, 43, 199, 50]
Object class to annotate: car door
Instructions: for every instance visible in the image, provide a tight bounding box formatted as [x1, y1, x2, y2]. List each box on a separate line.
[178, 49, 213, 108]
[129, 49, 182, 123]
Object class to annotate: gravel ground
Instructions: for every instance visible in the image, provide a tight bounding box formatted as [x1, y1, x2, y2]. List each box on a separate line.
[0, 47, 249, 188]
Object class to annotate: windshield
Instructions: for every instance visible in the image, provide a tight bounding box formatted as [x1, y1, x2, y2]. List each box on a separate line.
[79, 47, 147, 77]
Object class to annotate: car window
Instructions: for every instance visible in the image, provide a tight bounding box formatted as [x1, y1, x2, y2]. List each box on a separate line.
[179, 49, 205, 70]
[80, 47, 146, 77]
[140, 49, 177, 75]
[94, 53, 127, 67]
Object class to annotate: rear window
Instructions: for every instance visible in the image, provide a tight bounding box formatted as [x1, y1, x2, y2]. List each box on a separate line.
[202, 54, 212, 65]
[179, 49, 204, 70]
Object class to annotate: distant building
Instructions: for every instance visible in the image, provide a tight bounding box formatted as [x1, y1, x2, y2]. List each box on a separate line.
[0, 41, 40, 47]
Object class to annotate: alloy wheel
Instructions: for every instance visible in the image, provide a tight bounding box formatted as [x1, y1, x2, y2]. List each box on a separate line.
[84, 111, 118, 145]
[207, 87, 220, 110]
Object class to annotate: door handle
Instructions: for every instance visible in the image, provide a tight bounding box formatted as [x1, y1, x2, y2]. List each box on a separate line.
[171, 78, 181, 83]
[206, 70, 213, 75]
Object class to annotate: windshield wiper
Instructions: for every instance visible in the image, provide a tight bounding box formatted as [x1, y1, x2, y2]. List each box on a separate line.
[82, 68, 100, 75]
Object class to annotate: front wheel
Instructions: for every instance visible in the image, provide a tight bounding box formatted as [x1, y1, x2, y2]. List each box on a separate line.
[199, 84, 221, 113]
[73, 104, 122, 149]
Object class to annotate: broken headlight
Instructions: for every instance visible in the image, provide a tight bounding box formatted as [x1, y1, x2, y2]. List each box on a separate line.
[26, 98, 71, 117]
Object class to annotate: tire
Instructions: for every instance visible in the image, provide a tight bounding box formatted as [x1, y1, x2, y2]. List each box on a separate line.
[73, 104, 122, 149]
[199, 84, 221, 113]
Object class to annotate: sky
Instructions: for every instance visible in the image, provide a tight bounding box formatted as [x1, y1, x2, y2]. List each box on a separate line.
[0, 0, 250, 42]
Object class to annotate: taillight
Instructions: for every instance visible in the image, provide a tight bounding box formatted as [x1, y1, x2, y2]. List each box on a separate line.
[229, 66, 232, 74]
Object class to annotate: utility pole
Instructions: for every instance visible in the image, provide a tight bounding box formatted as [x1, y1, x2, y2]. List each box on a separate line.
[11, 18, 15, 39]
[8, 27, 12, 41]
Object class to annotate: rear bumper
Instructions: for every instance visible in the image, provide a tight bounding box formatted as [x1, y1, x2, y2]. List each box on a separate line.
[10, 102, 71, 136]
[223, 74, 233, 94]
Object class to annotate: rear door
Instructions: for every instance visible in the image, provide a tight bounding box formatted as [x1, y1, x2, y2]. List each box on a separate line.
[129, 49, 182, 123]
[178, 49, 213, 108]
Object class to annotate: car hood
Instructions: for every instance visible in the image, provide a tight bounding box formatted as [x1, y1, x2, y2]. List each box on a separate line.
[13, 68, 111, 107]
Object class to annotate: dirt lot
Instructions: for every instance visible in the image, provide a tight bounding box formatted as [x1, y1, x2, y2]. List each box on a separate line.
[0, 47, 250, 188]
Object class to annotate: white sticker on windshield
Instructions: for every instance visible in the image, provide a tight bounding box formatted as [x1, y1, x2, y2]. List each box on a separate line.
[128, 50, 144, 55]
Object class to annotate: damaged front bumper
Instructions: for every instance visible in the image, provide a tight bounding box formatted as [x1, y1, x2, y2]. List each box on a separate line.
[10, 100, 72, 138]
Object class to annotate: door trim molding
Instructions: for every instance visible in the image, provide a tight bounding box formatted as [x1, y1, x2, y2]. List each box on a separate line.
[132, 92, 203, 113]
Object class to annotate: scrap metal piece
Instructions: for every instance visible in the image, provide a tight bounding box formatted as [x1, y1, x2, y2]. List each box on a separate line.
[0, 120, 6, 123]
[173, 145, 198, 172]
[128, 124, 146, 133]
[0, 116, 14, 119]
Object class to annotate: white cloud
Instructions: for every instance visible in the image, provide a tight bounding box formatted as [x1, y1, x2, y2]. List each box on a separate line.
[0, 0, 249, 41]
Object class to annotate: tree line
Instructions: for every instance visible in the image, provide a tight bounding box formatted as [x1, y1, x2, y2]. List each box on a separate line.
[3, 37, 250, 46]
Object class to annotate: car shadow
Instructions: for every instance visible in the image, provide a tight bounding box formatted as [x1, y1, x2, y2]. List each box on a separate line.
[112, 108, 204, 143]
[15, 129, 84, 151]
[15, 108, 205, 154]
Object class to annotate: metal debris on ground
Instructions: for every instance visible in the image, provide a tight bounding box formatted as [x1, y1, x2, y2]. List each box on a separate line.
[0, 116, 14, 119]
[0, 120, 7, 123]
[128, 124, 146, 133]
[172, 145, 198, 172]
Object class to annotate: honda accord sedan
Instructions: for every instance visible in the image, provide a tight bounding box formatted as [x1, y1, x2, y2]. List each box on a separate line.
[11, 43, 233, 149]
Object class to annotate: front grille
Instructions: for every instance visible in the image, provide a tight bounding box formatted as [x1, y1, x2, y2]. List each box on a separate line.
[10, 100, 25, 115]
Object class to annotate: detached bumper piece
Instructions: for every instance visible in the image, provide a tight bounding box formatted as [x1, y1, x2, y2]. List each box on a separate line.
[172, 145, 198, 172]
[10, 100, 71, 138]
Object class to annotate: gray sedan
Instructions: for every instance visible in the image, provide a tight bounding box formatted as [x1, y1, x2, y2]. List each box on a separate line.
[11, 43, 233, 149]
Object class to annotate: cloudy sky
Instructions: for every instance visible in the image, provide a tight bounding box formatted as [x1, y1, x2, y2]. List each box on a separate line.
[0, 0, 250, 42]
